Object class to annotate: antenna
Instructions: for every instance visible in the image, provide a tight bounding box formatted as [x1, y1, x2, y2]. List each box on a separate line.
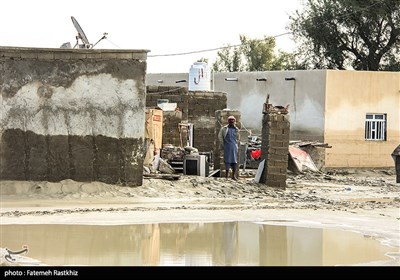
[62, 16, 107, 49]
[92, 32, 108, 48]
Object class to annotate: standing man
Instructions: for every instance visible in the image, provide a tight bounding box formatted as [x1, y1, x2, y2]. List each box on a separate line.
[218, 115, 240, 180]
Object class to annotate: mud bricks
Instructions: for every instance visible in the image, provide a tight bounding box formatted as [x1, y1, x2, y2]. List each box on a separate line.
[260, 112, 290, 189]
[146, 86, 227, 152]
[188, 91, 227, 152]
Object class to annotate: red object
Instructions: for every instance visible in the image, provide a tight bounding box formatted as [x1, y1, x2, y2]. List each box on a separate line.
[251, 149, 261, 159]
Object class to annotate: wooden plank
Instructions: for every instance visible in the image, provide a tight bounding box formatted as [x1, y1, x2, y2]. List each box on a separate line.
[143, 173, 181, 180]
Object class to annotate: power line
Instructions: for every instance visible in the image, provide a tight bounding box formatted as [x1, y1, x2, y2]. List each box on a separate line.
[147, 32, 291, 58]
[148, 0, 387, 59]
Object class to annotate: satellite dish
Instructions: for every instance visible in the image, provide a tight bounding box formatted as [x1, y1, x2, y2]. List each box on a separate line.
[67, 16, 107, 49]
[71, 16, 91, 48]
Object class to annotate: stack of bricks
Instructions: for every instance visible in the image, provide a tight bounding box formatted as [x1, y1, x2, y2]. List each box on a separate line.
[214, 110, 241, 178]
[259, 108, 290, 189]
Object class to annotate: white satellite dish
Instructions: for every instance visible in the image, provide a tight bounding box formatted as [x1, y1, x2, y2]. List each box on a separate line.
[71, 16, 91, 48]
[60, 16, 108, 49]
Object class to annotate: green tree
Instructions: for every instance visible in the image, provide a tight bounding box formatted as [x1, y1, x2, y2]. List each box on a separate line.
[212, 44, 244, 72]
[212, 35, 297, 72]
[288, 0, 400, 71]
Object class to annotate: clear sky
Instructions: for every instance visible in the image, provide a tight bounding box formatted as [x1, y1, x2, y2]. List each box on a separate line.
[0, 0, 304, 73]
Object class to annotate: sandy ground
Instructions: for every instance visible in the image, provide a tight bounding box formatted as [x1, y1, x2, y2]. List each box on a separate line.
[1, 168, 399, 266]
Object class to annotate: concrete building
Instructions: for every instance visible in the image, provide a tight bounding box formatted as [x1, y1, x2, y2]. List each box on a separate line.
[147, 70, 400, 168]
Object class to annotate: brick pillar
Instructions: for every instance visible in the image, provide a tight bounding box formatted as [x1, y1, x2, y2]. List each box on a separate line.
[215, 110, 241, 178]
[260, 110, 290, 189]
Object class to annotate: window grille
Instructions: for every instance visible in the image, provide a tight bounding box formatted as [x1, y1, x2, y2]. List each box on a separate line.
[365, 113, 386, 141]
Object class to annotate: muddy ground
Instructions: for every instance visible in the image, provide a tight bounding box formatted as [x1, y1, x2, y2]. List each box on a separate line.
[1, 168, 399, 266]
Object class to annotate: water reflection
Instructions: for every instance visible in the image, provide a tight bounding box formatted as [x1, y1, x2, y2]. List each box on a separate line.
[0, 222, 393, 266]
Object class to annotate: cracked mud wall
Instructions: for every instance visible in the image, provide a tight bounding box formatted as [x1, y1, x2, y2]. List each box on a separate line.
[0, 47, 148, 185]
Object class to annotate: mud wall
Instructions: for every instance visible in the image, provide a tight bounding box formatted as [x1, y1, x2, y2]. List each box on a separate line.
[0, 47, 148, 185]
[146, 86, 227, 152]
